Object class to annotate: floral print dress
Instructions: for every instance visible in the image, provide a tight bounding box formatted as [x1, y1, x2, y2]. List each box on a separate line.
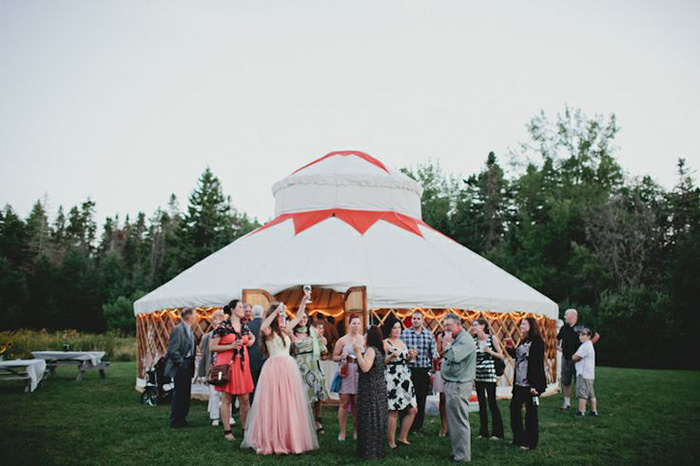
[384, 339, 417, 411]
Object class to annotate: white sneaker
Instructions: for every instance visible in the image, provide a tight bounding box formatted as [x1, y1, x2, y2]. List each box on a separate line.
[490, 436, 501, 441]
[230, 417, 236, 425]
[211, 419, 220, 426]
[561, 402, 571, 410]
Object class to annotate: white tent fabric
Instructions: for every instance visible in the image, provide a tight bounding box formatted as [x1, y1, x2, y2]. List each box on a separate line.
[272, 152, 424, 218]
[134, 151, 558, 319]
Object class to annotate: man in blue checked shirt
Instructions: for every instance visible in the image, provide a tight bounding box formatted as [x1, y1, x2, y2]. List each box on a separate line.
[401, 310, 438, 432]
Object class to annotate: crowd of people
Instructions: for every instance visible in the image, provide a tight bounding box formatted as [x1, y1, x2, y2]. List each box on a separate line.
[165, 295, 599, 462]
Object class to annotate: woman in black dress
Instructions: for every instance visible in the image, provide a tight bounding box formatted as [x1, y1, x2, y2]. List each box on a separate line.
[353, 325, 388, 460]
[505, 317, 546, 450]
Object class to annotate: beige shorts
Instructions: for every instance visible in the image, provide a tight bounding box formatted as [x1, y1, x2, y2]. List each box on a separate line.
[576, 375, 595, 400]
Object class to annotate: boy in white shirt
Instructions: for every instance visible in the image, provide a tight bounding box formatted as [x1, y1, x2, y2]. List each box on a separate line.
[572, 327, 598, 417]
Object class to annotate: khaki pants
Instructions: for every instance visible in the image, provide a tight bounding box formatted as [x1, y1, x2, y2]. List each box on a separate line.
[445, 380, 472, 462]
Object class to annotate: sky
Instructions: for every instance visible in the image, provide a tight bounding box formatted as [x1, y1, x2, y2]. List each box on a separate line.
[1, 0, 699, 225]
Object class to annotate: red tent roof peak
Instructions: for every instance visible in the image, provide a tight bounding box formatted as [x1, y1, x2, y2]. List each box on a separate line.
[293, 151, 389, 174]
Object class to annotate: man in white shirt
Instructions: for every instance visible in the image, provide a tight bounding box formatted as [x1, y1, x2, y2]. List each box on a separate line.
[572, 327, 598, 417]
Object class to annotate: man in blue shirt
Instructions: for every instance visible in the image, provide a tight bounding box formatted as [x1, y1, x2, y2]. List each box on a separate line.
[401, 310, 437, 432]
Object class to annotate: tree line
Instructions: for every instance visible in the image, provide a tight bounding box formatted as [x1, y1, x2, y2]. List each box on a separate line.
[402, 107, 699, 369]
[1, 107, 698, 368]
[0, 168, 259, 334]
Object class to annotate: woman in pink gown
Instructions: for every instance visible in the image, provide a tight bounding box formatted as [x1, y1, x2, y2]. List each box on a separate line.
[242, 293, 319, 455]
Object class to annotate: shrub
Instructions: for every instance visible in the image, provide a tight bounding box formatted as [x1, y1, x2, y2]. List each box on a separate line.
[0, 329, 136, 361]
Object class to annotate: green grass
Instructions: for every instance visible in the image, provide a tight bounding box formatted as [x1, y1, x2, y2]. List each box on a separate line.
[0, 364, 698, 465]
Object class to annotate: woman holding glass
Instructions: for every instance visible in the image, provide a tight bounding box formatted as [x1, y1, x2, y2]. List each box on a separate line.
[332, 314, 364, 441]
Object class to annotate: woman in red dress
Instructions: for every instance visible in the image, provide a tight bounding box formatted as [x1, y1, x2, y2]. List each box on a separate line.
[210, 299, 256, 441]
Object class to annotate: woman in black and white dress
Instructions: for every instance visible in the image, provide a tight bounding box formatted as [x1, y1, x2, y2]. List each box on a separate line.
[471, 317, 504, 440]
[382, 319, 417, 449]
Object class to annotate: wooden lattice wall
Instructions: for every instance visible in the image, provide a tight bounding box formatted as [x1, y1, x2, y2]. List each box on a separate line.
[369, 309, 558, 386]
[137, 306, 558, 386]
[136, 308, 220, 379]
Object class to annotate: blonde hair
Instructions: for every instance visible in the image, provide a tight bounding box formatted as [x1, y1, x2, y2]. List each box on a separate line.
[210, 310, 225, 323]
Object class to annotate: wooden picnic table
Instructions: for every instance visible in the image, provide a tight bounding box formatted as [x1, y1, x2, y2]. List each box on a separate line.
[31, 351, 110, 381]
[0, 359, 47, 392]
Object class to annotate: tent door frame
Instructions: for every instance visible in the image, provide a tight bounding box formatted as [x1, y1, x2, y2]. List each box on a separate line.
[343, 286, 368, 332]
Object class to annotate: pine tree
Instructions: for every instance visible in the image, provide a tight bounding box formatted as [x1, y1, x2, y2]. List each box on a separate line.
[180, 168, 236, 266]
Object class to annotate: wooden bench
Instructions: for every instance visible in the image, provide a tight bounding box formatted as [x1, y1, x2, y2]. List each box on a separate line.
[0, 366, 33, 392]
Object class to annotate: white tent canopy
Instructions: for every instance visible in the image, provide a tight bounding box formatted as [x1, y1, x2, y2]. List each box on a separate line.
[134, 151, 558, 319]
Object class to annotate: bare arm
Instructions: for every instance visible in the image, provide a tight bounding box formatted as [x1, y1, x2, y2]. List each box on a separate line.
[260, 305, 282, 336]
[591, 333, 601, 344]
[209, 335, 236, 353]
[487, 336, 505, 360]
[286, 296, 310, 331]
[572, 354, 582, 362]
[383, 340, 397, 363]
[332, 337, 347, 362]
[246, 333, 256, 347]
[356, 347, 376, 373]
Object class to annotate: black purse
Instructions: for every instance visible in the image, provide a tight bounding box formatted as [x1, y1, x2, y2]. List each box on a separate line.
[494, 357, 505, 377]
[491, 335, 505, 377]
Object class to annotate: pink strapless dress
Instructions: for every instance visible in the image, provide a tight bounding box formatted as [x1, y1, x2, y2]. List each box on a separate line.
[242, 333, 318, 455]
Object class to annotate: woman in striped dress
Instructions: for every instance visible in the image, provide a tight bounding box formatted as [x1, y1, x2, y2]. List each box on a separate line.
[471, 318, 504, 440]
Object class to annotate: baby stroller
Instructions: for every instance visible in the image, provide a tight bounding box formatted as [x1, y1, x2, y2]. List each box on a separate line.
[141, 356, 174, 406]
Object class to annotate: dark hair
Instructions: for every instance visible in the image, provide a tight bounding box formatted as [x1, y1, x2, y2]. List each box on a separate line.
[521, 317, 541, 341]
[223, 299, 240, 316]
[180, 308, 194, 320]
[381, 316, 402, 339]
[349, 314, 361, 323]
[475, 317, 490, 334]
[366, 325, 385, 355]
[261, 302, 286, 358]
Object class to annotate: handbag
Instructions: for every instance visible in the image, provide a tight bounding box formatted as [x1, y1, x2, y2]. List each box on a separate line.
[494, 357, 505, 377]
[491, 336, 505, 376]
[330, 370, 342, 393]
[207, 361, 232, 386]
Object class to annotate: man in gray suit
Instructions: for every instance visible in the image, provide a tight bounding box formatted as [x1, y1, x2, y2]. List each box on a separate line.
[165, 308, 197, 428]
[246, 304, 266, 403]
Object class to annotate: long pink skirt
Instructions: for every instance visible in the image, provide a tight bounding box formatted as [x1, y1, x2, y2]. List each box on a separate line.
[242, 355, 319, 455]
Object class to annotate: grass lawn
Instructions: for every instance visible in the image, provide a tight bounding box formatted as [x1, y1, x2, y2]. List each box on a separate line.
[0, 363, 698, 465]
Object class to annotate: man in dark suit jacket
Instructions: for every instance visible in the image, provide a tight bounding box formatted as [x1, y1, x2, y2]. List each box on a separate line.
[165, 308, 197, 428]
[246, 304, 266, 403]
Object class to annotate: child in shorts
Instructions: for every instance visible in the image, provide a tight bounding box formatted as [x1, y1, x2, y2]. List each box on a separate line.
[572, 327, 598, 416]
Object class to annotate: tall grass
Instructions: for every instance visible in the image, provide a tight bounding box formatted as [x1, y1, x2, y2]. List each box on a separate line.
[0, 329, 136, 361]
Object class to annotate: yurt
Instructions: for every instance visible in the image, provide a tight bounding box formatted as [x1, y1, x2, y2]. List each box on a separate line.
[134, 151, 560, 397]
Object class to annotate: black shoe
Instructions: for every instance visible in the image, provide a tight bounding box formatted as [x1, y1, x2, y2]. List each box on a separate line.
[171, 421, 189, 428]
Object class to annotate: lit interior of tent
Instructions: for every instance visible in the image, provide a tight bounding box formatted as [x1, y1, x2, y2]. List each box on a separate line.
[134, 151, 561, 398]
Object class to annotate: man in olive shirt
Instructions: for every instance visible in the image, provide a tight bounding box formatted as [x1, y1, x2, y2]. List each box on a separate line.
[441, 313, 477, 462]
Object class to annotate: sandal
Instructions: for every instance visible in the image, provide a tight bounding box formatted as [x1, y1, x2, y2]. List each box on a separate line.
[223, 430, 235, 441]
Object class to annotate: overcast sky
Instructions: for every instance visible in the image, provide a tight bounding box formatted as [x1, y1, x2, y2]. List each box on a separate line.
[1, 0, 698, 225]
